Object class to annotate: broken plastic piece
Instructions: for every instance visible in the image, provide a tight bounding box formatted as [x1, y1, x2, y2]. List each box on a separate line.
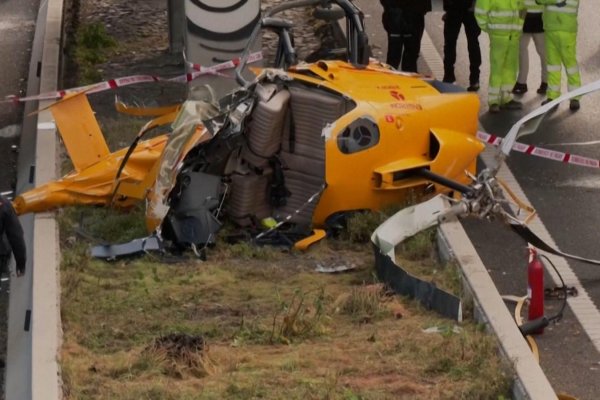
[314, 262, 355, 274]
[91, 235, 163, 260]
[422, 325, 462, 334]
[294, 229, 327, 251]
[261, 217, 278, 229]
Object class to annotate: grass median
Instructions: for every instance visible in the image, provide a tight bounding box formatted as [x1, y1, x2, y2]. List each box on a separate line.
[58, 207, 512, 399]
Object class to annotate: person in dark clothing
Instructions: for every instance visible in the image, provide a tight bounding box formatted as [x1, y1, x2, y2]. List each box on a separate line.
[442, 0, 482, 91]
[380, 0, 432, 73]
[0, 195, 26, 277]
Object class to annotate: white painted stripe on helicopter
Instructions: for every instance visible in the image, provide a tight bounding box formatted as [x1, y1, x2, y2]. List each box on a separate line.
[421, 19, 600, 354]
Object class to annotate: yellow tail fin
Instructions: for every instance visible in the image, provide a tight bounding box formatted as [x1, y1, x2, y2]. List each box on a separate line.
[48, 92, 109, 172]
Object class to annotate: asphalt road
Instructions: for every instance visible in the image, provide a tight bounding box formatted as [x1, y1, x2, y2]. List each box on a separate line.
[0, 0, 42, 398]
[356, 0, 600, 398]
[0, 0, 39, 193]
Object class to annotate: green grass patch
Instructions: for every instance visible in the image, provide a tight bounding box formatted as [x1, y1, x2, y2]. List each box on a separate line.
[60, 232, 512, 399]
[75, 22, 117, 83]
[58, 205, 148, 245]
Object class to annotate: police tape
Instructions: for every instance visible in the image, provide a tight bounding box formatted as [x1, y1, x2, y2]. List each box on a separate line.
[185, 51, 263, 72]
[477, 131, 600, 169]
[2, 51, 264, 104]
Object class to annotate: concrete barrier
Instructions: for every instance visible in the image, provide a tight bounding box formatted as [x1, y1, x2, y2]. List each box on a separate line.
[6, 0, 64, 399]
[31, 0, 63, 396]
[438, 220, 557, 399]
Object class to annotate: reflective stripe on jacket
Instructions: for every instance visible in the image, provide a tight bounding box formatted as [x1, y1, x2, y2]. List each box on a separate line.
[475, 0, 525, 34]
[536, 0, 579, 32]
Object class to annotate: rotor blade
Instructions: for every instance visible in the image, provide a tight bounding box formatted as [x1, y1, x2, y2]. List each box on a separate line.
[371, 195, 448, 262]
[500, 79, 600, 159]
[511, 223, 600, 266]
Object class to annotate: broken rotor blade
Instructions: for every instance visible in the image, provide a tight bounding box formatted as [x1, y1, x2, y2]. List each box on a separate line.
[371, 195, 464, 321]
[371, 195, 449, 262]
[510, 223, 600, 266]
[491, 78, 600, 174]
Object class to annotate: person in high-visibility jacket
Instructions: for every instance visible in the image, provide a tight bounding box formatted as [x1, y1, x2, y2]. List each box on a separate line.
[475, 0, 526, 113]
[535, 0, 581, 111]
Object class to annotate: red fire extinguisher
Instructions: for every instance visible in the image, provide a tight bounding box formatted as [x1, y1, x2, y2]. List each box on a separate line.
[527, 247, 545, 334]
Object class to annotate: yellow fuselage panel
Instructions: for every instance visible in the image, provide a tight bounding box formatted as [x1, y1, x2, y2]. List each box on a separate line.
[288, 61, 482, 226]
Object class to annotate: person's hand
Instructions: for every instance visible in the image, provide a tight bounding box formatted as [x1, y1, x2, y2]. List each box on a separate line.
[556, 0, 566, 6]
[442, 12, 447, 22]
[16, 265, 25, 277]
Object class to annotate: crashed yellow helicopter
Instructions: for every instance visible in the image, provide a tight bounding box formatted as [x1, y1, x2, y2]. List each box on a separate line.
[13, 0, 484, 254]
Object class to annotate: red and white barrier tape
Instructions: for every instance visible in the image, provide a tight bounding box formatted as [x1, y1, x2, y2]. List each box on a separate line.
[185, 51, 263, 72]
[2, 51, 264, 104]
[477, 131, 600, 169]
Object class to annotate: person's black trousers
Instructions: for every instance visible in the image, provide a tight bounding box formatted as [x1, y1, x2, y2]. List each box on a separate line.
[443, 11, 481, 84]
[386, 14, 425, 73]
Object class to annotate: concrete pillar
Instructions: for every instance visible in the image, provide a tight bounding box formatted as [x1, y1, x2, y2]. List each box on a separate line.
[168, 0, 185, 54]
[184, 0, 262, 97]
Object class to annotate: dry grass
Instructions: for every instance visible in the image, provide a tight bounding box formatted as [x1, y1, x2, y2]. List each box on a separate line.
[60, 230, 512, 400]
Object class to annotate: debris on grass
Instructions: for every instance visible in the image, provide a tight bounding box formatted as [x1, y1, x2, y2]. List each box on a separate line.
[314, 262, 356, 274]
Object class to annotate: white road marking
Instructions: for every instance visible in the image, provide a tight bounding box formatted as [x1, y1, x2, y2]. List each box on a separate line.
[555, 177, 600, 189]
[0, 20, 35, 31]
[543, 140, 600, 147]
[0, 124, 21, 139]
[37, 122, 56, 130]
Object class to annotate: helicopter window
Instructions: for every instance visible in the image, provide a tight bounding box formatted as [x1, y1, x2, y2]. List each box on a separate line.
[337, 117, 380, 154]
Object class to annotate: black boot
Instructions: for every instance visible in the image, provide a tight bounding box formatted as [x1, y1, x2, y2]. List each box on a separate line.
[537, 82, 548, 95]
[512, 82, 528, 94]
[467, 81, 480, 92]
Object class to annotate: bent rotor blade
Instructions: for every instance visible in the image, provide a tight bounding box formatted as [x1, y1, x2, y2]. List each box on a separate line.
[491, 78, 600, 174]
[371, 195, 464, 321]
[371, 195, 448, 262]
[511, 223, 600, 266]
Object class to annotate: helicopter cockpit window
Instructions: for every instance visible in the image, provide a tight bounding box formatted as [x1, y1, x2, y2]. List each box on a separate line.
[336, 117, 380, 154]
